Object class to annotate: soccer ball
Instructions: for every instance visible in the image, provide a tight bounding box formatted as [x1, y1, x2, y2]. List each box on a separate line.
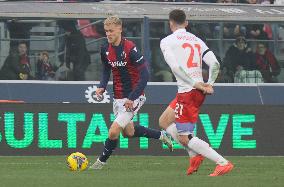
[67, 152, 88, 171]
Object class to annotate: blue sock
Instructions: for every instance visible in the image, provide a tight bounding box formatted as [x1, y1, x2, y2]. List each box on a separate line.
[133, 125, 161, 139]
[99, 138, 118, 163]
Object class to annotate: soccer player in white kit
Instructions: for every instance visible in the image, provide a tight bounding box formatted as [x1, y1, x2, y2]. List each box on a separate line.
[160, 9, 234, 176]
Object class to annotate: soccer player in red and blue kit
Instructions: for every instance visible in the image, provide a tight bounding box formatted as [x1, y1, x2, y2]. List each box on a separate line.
[89, 16, 172, 169]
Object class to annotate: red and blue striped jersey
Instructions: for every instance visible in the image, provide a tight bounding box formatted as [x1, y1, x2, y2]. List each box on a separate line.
[99, 38, 149, 100]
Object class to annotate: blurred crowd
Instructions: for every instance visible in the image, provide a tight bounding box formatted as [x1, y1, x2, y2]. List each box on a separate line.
[150, 22, 282, 83]
[60, 0, 282, 5]
[2, 0, 284, 4]
[0, 19, 92, 81]
[0, 0, 283, 82]
[143, 0, 277, 4]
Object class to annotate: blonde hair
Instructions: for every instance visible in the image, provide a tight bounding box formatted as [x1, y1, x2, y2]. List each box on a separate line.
[104, 16, 122, 26]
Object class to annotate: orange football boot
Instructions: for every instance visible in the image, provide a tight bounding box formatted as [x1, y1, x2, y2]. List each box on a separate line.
[209, 162, 234, 177]
[187, 154, 205, 175]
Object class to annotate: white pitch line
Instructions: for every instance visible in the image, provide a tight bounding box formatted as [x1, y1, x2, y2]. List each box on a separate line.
[0, 162, 64, 165]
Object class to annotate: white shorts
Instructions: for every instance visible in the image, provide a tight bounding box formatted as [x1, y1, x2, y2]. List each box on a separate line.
[113, 95, 146, 129]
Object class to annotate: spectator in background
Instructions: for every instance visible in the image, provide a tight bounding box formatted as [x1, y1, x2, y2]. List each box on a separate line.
[256, 42, 281, 82]
[36, 51, 55, 80]
[78, 19, 104, 38]
[214, 0, 244, 39]
[0, 41, 33, 80]
[223, 36, 257, 81]
[58, 20, 91, 81]
[214, 23, 246, 39]
[215, 0, 242, 40]
[188, 22, 213, 40]
[6, 20, 34, 54]
[246, 24, 268, 40]
[263, 24, 273, 40]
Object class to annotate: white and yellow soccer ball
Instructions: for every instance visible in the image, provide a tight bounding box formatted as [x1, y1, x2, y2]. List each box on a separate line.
[67, 152, 89, 171]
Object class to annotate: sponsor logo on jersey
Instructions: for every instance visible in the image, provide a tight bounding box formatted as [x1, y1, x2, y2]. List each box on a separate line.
[106, 50, 127, 67]
[176, 35, 197, 41]
[108, 61, 127, 67]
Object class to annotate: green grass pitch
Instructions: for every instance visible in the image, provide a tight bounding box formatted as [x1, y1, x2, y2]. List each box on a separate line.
[0, 156, 283, 187]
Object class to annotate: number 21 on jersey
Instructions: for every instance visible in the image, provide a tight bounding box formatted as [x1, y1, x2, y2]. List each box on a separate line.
[175, 103, 184, 119]
[182, 43, 201, 68]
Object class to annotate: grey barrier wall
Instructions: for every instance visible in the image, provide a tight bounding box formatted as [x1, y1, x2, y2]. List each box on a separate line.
[0, 81, 283, 105]
[0, 104, 283, 156]
[1, 1, 284, 21]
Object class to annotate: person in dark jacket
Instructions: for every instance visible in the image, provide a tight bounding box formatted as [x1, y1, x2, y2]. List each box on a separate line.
[0, 42, 33, 80]
[223, 36, 257, 81]
[58, 20, 91, 81]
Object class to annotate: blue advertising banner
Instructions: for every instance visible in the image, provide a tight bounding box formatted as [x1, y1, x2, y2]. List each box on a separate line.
[0, 81, 283, 105]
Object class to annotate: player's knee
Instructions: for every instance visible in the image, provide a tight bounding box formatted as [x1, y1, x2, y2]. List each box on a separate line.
[122, 130, 134, 138]
[179, 140, 188, 147]
[178, 136, 189, 147]
[108, 130, 119, 140]
[185, 135, 195, 146]
[126, 132, 134, 138]
[108, 124, 121, 140]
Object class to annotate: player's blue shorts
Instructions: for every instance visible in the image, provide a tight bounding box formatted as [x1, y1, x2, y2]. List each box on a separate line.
[175, 122, 195, 135]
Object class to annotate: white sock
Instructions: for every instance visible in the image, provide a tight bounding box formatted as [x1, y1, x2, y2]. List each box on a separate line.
[166, 123, 198, 157]
[188, 137, 228, 166]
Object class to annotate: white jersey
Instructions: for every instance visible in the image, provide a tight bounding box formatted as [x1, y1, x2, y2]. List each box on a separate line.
[160, 28, 219, 93]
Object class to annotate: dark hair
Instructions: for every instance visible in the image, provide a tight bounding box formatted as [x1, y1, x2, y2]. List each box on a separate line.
[169, 9, 186, 25]
[235, 36, 246, 44]
[57, 20, 77, 32]
[18, 41, 27, 46]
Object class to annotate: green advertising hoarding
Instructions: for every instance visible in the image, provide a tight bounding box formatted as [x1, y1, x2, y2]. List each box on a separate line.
[0, 104, 283, 156]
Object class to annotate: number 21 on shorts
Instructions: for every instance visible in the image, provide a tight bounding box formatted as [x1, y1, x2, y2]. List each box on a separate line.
[182, 43, 201, 68]
[175, 103, 184, 119]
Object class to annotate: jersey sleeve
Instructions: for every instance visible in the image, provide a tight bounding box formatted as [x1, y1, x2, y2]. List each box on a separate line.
[196, 37, 220, 85]
[203, 51, 220, 85]
[128, 45, 149, 101]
